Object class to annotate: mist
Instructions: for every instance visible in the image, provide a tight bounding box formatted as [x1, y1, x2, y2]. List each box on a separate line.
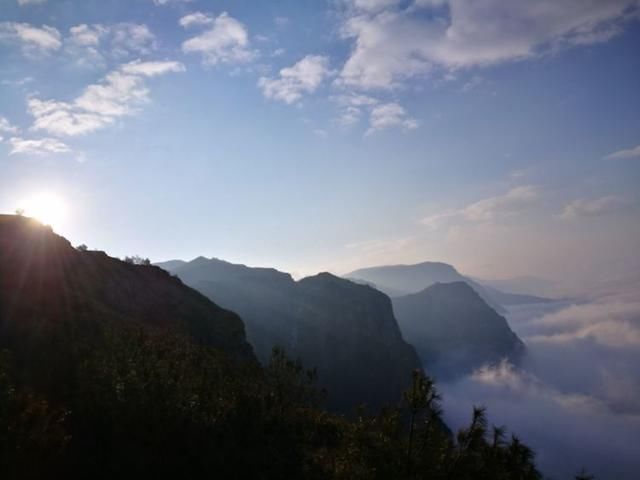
[437, 281, 640, 479]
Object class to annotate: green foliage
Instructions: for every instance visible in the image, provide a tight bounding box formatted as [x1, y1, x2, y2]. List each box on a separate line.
[0, 315, 549, 480]
[0, 353, 68, 479]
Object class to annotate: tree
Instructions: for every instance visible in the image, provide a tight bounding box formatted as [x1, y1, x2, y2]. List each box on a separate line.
[14, 208, 25, 216]
[76, 244, 88, 252]
[124, 255, 151, 266]
[403, 369, 441, 477]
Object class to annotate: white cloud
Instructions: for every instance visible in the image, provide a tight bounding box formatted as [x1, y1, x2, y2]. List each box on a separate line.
[27, 60, 185, 137]
[64, 23, 157, 68]
[366, 102, 417, 134]
[337, 0, 640, 90]
[120, 59, 186, 77]
[463, 185, 538, 221]
[258, 55, 332, 104]
[181, 12, 255, 67]
[560, 195, 633, 220]
[0, 22, 61, 55]
[604, 144, 640, 160]
[153, 0, 193, 5]
[332, 93, 379, 126]
[69, 24, 107, 47]
[0, 117, 19, 134]
[8, 136, 70, 155]
[527, 300, 640, 348]
[111, 23, 156, 57]
[422, 185, 539, 227]
[179, 12, 215, 28]
[17, 0, 47, 5]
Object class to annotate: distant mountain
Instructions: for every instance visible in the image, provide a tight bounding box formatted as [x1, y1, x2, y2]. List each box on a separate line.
[158, 257, 422, 411]
[0, 215, 255, 362]
[471, 275, 558, 298]
[346, 261, 553, 310]
[392, 282, 525, 378]
[347, 262, 463, 296]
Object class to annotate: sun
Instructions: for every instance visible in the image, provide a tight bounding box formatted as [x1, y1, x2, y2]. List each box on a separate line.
[20, 192, 69, 231]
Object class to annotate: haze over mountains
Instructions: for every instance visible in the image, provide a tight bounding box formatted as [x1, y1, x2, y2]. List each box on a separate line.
[393, 282, 525, 378]
[156, 257, 422, 411]
[158, 256, 534, 388]
[346, 262, 555, 311]
[2, 214, 637, 478]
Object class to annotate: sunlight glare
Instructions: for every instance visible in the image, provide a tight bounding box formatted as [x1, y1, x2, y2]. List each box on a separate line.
[20, 192, 69, 231]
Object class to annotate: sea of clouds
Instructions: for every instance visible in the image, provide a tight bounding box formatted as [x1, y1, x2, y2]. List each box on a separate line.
[438, 279, 640, 479]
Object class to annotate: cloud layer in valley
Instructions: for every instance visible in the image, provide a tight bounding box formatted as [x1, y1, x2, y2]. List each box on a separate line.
[438, 281, 640, 479]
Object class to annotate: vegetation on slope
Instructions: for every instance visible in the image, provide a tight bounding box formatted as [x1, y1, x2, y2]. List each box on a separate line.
[160, 257, 422, 412]
[0, 215, 551, 479]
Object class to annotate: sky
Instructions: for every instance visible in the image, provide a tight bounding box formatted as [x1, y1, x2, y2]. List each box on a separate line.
[1, 0, 640, 293]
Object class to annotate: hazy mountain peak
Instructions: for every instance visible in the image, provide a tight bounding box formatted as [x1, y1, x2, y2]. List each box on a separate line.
[393, 281, 524, 378]
[190, 255, 212, 264]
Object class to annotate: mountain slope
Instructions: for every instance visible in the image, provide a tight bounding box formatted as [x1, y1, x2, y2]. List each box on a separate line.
[159, 257, 422, 411]
[0, 215, 255, 362]
[392, 282, 525, 378]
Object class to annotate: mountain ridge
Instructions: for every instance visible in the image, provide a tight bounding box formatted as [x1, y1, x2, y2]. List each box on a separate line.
[392, 281, 525, 378]
[0, 215, 255, 362]
[158, 256, 422, 411]
[346, 261, 554, 311]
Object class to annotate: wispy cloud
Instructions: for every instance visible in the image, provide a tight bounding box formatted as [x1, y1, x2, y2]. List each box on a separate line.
[27, 60, 185, 137]
[422, 185, 539, 228]
[65, 23, 157, 68]
[68, 24, 107, 47]
[0, 117, 19, 134]
[560, 195, 634, 220]
[0, 22, 61, 55]
[258, 55, 332, 104]
[332, 93, 379, 126]
[17, 0, 47, 6]
[153, 0, 193, 5]
[111, 23, 157, 57]
[8, 137, 70, 155]
[604, 144, 640, 160]
[181, 12, 256, 67]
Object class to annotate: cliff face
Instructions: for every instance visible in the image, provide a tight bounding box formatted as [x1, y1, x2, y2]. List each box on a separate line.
[392, 281, 525, 379]
[0, 215, 255, 362]
[293, 273, 422, 411]
[160, 258, 422, 411]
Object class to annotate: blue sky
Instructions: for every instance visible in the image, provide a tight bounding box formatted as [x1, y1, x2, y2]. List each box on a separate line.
[1, 0, 639, 292]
